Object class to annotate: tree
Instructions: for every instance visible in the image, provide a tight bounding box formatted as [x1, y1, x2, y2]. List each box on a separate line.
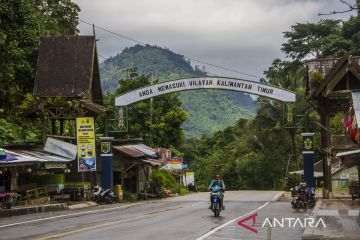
[0, 0, 80, 144]
[281, 20, 350, 60]
[0, 0, 80, 114]
[115, 68, 188, 148]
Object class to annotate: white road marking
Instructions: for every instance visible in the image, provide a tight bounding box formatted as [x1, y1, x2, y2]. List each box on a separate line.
[195, 201, 270, 240]
[0, 203, 143, 229]
[272, 191, 284, 201]
[206, 236, 243, 240]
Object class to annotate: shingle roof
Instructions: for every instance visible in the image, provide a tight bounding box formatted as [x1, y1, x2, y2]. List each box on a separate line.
[34, 36, 103, 104]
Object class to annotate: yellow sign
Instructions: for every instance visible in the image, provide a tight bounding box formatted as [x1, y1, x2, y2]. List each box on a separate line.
[76, 117, 96, 172]
[101, 142, 111, 154]
[304, 138, 313, 150]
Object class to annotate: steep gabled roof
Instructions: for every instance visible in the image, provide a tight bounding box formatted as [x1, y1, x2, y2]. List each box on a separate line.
[34, 36, 103, 104]
[306, 55, 360, 98]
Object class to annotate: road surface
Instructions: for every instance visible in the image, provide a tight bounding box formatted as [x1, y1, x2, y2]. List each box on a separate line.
[0, 191, 307, 239]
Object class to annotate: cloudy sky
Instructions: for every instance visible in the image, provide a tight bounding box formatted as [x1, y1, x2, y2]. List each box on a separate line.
[74, 0, 354, 80]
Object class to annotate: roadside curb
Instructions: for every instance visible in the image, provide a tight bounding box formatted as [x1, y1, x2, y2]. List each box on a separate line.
[301, 200, 322, 240]
[0, 203, 68, 218]
[68, 201, 98, 210]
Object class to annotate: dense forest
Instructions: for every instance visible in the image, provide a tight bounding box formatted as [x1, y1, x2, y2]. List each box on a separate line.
[1, 0, 360, 191]
[185, 6, 360, 190]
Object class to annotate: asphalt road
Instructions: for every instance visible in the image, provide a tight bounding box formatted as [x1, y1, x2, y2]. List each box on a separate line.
[0, 191, 307, 240]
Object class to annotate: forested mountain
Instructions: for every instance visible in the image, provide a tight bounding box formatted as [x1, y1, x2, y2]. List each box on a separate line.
[100, 45, 256, 137]
[185, 6, 360, 190]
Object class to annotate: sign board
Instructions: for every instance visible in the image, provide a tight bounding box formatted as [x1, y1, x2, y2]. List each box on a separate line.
[76, 117, 96, 172]
[162, 158, 183, 172]
[182, 171, 195, 186]
[115, 77, 296, 106]
[283, 102, 296, 128]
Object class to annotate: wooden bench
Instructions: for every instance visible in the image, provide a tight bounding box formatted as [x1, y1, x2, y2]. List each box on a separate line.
[25, 187, 48, 199]
[64, 182, 91, 201]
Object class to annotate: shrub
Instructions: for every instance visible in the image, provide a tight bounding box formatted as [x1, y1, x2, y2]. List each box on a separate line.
[150, 169, 177, 189]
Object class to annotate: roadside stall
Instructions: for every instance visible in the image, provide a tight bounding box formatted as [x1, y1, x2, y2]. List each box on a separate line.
[0, 138, 76, 207]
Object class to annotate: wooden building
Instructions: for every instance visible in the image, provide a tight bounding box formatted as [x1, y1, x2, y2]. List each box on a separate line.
[305, 54, 360, 198]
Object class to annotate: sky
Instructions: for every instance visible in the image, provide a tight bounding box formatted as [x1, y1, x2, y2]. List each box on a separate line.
[74, 0, 355, 81]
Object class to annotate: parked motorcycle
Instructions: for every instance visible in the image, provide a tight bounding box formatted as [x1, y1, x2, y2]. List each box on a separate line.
[91, 185, 115, 204]
[291, 183, 316, 211]
[187, 183, 197, 192]
[210, 185, 223, 217]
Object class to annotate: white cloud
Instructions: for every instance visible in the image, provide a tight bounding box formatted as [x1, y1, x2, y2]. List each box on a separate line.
[74, 0, 354, 79]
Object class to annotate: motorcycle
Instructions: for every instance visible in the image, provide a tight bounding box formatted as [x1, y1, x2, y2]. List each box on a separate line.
[187, 183, 197, 192]
[210, 185, 223, 217]
[91, 185, 115, 204]
[291, 183, 316, 211]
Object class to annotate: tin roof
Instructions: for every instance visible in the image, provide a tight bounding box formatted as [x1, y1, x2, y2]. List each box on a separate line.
[336, 149, 360, 168]
[113, 144, 158, 158]
[0, 148, 73, 166]
[34, 36, 103, 104]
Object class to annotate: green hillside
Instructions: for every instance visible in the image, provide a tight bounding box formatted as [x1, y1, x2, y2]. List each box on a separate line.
[100, 44, 256, 137]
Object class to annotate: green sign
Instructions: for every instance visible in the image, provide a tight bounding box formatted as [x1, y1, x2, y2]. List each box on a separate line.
[283, 102, 296, 128]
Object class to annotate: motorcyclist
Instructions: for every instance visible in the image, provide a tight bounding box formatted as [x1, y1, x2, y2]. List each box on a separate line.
[208, 175, 225, 210]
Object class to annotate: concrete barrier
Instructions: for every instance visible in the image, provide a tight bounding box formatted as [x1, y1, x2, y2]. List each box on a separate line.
[0, 203, 68, 218]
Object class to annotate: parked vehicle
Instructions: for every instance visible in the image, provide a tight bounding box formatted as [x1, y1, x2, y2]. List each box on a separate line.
[91, 185, 115, 204]
[187, 183, 197, 192]
[291, 183, 316, 211]
[210, 185, 223, 217]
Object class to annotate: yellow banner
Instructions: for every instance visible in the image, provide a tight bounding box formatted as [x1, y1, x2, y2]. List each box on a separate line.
[76, 117, 96, 172]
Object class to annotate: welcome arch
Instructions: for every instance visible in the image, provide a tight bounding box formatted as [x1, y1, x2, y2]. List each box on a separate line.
[115, 77, 296, 106]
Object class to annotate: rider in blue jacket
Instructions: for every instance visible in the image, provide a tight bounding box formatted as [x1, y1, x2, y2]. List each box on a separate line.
[208, 175, 225, 209]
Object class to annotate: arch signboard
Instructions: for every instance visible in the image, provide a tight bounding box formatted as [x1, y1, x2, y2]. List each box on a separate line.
[115, 77, 296, 106]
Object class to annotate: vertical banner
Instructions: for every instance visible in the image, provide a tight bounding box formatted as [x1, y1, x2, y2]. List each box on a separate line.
[302, 133, 315, 188]
[100, 137, 113, 190]
[117, 106, 128, 132]
[76, 117, 96, 172]
[283, 102, 296, 128]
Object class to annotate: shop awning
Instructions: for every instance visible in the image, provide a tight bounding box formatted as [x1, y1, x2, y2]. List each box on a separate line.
[0, 148, 73, 167]
[336, 149, 360, 168]
[113, 144, 158, 158]
[289, 170, 323, 178]
[352, 91, 360, 125]
[44, 137, 77, 159]
[142, 159, 163, 167]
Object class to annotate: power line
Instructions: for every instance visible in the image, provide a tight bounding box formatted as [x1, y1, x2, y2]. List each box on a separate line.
[79, 19, 263, 79]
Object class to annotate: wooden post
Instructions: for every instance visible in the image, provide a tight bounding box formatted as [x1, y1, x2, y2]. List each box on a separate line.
[51, 119, 56, 135]
[41, 116, 48, 145]
[320, 97, 332, 198]
[60, 119, 64, 135]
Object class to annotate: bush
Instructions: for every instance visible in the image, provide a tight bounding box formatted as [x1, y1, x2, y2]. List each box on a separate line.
[123, 191, 136, 201]
[150, 169, 177, 189]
